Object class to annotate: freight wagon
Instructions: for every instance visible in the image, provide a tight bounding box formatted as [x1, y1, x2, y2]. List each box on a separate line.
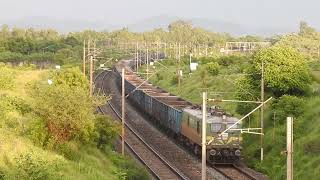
[113, 60, 242, 164]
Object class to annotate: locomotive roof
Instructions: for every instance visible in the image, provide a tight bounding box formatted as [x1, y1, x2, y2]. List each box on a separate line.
[183, 107, 239, 124]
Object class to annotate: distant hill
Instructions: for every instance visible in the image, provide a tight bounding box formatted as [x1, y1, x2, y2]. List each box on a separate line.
[127, 16, 247, 35]
[0, 16, 296, 36]
[127, 16, 296, 36]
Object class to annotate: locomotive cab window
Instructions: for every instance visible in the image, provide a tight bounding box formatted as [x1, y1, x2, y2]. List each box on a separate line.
[208, 123, 222, 133]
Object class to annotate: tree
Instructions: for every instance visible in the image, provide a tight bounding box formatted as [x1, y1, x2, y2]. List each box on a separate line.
[299, 21, 317, 37]
[168, 20, 193, 43]
[251, 45, 311, 96]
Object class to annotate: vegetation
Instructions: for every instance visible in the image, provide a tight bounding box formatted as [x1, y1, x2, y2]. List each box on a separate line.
[0, 65, 150, 179]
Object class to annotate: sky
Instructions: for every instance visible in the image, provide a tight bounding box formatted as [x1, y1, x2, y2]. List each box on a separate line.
[0, 0, 319, 30]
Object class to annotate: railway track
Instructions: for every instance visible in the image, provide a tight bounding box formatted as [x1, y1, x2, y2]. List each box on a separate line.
[95, 70, 189, 180]
[94, 68, 264, 180]
[212, 165, 259, 180]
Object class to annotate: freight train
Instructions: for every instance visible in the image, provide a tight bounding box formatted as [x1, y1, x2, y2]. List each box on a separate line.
[113, 59, 242, 164]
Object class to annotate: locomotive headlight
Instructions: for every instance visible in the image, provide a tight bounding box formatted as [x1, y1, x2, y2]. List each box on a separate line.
[209, 149, 216, 156]
[235, 149, 241, 156]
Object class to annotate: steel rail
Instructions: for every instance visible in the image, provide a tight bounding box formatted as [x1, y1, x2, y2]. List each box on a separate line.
[95, 70, 190, 180]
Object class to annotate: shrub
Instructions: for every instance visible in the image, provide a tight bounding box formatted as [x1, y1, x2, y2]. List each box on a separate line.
[206, 62, 220, 76]
[155, 73, 163, 82]
[94, 115, 120, 149]
[110, 154, 150, 180]
[0, 65, 15, 90]
[272, 95, 305, 124]
[216, 55, 247, 66]
[171, 75, 178, 85]
[12, 151, 64, 180]
[199, 69, 207, 87]
[30, 84, 95, 144]
[50, 67, 88, 90]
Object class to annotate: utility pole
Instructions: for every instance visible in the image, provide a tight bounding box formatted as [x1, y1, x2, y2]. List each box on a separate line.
[89, 55, 93, 96]
[83, 40, 86, 77]
[87, 39, 91, 59]
[164, 43, 167, 58]
[156, 42, 159, 60]
[205, 44, 208, 57]
[261, 59, 265, 161]
[189, 53, 192, 72]
[93, 40, 96, 70]
[178, 43, 181, 94]
[287, 117, 293, 180]
[121, 68, 125, 155]
[136, 42, 139, 73]
[201, 92, 207, 180]
[146, 47, 149, 80]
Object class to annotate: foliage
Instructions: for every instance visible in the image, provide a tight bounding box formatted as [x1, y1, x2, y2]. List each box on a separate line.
[252, 45, 311, 96]
[0, 65, 15, 90]
[30, 82, 95, 143]
[276, 22, 320, 59]
[216, 55, 248, 66]
[50, 68, 88, 90]
[12, 151, 64, 180]
[272, 95, 305, 124]
[110, 153, 150, 180]
[206, 62, 219, 76]
[199, 69, 208, 87]
[155, 72, 163, 82]
[235, 76, 260, 115]
[94, 115, 120, 149]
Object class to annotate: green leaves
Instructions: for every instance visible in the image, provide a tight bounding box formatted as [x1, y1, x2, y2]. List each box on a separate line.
[252, 46, 311, 96]
[30, 68, 93, 143]
[206, 62, 220, 76]
[0, 65, 15, 90]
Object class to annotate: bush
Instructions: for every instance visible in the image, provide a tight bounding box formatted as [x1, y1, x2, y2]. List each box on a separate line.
[30, 84, 95, 144]
[110, 153, 150, 180]
[0, 65, 15, 90]
[206, 62, 220, 76]
[272, 95, 305, 124]
[94, 115, 119, 149]
[11, 151, 64, 180]
[50, 67, 88, 90]
[171, 75, 178, 85]
[54, 142, 82, 161]
[216, 55, 247, 66]
[25, 116, 51, 147]
[155, 73, 163, 82]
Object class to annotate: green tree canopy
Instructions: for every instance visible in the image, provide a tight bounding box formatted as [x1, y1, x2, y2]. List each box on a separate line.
[252, 45, 311, 96]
